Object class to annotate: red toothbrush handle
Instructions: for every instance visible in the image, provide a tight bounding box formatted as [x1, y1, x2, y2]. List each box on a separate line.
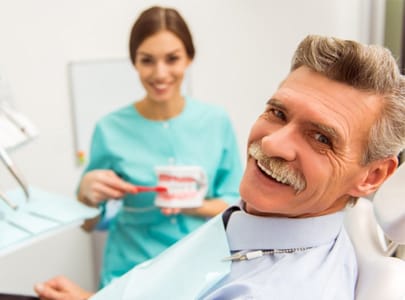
[132, 186, 167, 193]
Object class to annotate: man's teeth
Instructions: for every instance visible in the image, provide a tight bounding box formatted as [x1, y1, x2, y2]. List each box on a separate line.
[257, 161, 290, 185]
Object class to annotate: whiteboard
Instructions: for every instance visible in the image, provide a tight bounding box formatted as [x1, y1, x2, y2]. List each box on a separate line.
[68, 58, 192, 166]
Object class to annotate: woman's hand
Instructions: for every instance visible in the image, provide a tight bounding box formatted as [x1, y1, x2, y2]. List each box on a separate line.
[77, 169, 136, 207]
[160, 207, 182, 215]
[34, 276, 93, 300]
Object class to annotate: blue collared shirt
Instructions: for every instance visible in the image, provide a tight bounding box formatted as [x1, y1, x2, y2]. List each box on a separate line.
[200, 207, 358, 300]
[90, 205, 357, 300]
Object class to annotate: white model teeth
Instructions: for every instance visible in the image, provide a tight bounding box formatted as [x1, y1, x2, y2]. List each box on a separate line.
[258, 161, 290, 185]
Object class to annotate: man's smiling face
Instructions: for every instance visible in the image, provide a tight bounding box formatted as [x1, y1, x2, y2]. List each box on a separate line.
[240, 66, 384, 217]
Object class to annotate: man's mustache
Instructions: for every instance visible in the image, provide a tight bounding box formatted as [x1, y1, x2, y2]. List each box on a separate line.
[248, 141, 306, 193]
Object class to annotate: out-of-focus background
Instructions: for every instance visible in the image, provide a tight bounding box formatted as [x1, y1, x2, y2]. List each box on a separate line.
[0, 0, 403, 295]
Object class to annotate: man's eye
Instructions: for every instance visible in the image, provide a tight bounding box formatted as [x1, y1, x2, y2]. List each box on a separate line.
[271, 108, 286, 121]
[314, 133, 331, 146]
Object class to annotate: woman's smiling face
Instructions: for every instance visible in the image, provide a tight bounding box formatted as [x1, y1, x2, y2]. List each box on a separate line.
[134, 30, 191, 103]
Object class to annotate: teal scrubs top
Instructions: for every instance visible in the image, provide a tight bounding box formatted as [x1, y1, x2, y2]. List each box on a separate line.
[82, 96, 243, 287]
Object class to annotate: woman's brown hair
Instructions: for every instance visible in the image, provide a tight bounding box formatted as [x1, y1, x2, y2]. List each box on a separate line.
[129, 6, 195, 64]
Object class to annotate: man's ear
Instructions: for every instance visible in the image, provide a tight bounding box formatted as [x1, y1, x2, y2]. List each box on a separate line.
[350, 156, 398, 197]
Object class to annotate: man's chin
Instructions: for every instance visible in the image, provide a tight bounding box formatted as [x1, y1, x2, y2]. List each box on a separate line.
[244, 201, 285, 217]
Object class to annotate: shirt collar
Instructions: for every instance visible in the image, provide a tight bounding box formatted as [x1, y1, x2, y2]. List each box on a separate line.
[225, 203, 345, 251]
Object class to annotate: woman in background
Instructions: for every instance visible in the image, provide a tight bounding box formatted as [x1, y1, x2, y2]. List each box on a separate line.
[35, 5, 242, 299]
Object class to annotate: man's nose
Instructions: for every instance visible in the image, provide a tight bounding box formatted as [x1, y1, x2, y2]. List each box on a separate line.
[261, 125, 297, 161]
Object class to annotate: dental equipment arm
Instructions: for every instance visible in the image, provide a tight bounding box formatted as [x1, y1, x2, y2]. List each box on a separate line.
[0, 188, 17, 210]
[0, 145, 29, 202]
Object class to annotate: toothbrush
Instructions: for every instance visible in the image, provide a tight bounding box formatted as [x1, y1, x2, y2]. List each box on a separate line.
[131, 186, 168, 193]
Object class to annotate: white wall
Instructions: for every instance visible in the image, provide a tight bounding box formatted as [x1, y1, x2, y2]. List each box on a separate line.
[0, 0, 375, 196]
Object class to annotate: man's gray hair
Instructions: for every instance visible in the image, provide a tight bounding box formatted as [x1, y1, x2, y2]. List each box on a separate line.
[291, 35, 405, 164]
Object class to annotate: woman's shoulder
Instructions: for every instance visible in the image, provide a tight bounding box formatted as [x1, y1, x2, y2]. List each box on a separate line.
[96, 103, 136, 125]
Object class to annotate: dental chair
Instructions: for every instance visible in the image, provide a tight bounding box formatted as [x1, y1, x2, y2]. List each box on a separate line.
[344, 162, 405, 300]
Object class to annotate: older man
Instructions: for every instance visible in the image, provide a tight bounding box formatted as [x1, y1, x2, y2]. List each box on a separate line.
[35, 35, 405, 300]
